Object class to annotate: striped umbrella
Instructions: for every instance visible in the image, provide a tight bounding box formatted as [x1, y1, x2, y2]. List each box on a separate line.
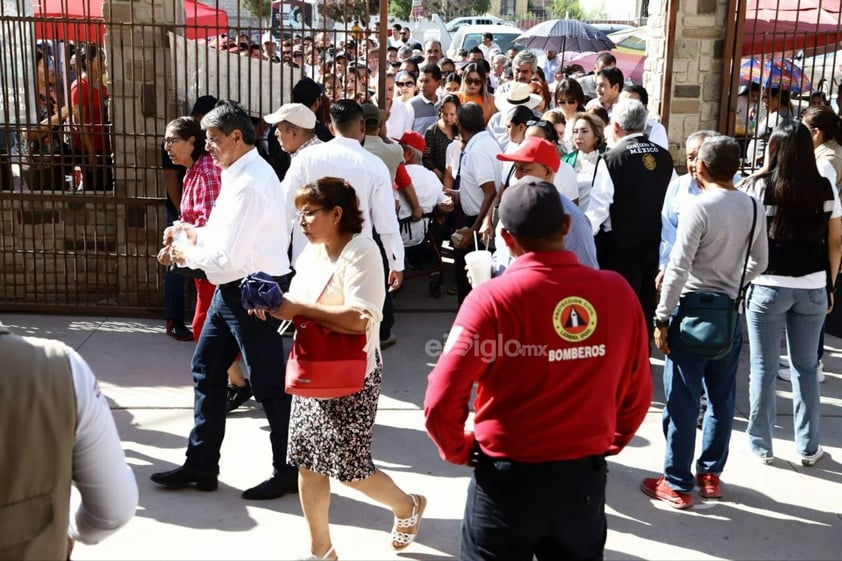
[513, 19, 615, 59]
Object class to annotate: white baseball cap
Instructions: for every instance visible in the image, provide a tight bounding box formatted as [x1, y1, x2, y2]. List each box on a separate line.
[263, 103, 317, 128]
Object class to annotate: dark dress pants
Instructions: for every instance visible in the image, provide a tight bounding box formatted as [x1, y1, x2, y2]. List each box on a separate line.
[461, 453, 607, 561]
[185, 283, 295, 478]
[595, 234, 658, 336]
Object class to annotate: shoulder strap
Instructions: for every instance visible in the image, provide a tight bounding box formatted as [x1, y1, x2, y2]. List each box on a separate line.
[591, 154, 601, 187]
[736, 196, 758, 307]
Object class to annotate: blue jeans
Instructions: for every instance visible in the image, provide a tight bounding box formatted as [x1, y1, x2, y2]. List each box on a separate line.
[745, 284, 826, 457]
[461, 453, 607, 561]
[185, 284, 295, 477]
[662, 318, 743, 492]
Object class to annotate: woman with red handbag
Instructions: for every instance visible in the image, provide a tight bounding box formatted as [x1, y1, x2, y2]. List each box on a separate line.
[254, 177, 425, 560]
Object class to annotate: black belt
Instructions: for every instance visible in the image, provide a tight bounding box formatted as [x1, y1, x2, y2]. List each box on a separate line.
[473, 448, 604, 471]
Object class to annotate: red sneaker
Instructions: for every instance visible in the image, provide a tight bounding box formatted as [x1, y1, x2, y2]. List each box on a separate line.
[641, 476, 694, 509]
[696, 472, 722, 498]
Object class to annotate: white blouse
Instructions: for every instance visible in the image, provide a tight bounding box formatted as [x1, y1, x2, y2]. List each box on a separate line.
[290, 236, 386, 374]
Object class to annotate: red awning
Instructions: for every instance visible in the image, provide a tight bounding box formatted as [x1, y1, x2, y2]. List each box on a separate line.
[33, 0, 228, 43]
[742, 0, 842, 56]
[184, 0, 229, 40]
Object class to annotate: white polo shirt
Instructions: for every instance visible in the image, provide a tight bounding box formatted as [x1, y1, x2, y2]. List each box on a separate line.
[456, 130, 501, 217]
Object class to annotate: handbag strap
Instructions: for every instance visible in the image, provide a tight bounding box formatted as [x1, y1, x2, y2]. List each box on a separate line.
[736, 196, 758, 308]
[279, 270, 336, 335]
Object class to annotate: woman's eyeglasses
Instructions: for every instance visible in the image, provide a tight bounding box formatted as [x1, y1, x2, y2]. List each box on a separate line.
[558, 99, 578, 105]
[464, 78, 483, 86]
[396, 81, 415, 88]
[296, 208, 324, 221]
[163, 137, 184, 147]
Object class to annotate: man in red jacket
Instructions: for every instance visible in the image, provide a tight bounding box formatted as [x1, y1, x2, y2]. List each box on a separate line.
[424, 177, 652, 561]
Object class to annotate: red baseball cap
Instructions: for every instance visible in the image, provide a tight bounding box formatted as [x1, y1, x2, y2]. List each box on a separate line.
[397, 131, 426, 153]
[496, 137, 560, 172]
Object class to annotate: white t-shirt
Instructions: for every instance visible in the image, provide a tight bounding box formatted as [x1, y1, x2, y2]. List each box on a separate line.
[456, 131, 501, 216]
[398, 164, 446, 246]
[386, 99, 413, 140]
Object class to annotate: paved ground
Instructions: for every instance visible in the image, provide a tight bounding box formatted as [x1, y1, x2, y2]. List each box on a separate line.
[3, 273, 842, 560]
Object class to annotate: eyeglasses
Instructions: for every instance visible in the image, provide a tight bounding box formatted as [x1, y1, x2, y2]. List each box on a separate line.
[292, 52, 302, 58]
[163, 137, 184, 147]
[396, 81, 415, 88]
[526, 120, 549, 128]
[558, 99, 578, 105]
[296, 207, 325, 221]
[464, 78, 483, 86]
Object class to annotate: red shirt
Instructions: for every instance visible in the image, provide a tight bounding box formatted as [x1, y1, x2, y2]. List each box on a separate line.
[70, 77, 109, 153]
[424, 251, 652, 464]
[180, 153, 222, 227]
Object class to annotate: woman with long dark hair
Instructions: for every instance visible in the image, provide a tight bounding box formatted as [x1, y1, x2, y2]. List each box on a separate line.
[740, 121, 842, 467]
[422, 93, 460, 181]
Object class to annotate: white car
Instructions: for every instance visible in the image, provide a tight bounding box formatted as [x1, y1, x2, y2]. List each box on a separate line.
[447, 24, 523, 59]
[445, 16, 507, 33]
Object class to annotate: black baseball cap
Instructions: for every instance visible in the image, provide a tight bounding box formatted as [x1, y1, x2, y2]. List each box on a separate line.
[499, 177, 566, 238]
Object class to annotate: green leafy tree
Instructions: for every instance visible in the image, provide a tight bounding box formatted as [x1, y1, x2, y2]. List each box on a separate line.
[550, 0, 584, 19]
[465, 0, 491, 15]
[390, 0, 413, 20]
[319, 0, 379, 24]
[240, 0, 273, 20]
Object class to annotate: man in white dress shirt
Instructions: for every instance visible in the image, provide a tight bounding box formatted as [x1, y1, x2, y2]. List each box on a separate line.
[282, 99, 405, 345]
[151, 100, 298, 501]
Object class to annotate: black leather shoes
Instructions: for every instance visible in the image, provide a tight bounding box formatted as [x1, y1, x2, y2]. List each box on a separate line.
[150, 466, 218, 491]
[226, 380, 253, 413]
[241, 475, 298, 500]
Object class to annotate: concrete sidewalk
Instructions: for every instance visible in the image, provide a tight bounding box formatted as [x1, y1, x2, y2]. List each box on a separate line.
[2, 301, 841, 560]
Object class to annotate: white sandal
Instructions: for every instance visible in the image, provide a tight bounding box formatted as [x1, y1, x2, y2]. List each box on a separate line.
[391, 494, 427, 550]
[301, 545, 336, 560]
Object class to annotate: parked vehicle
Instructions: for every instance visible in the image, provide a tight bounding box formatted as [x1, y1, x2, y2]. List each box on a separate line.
[445, 15, 507, 33]
[447, 24, 523, 58]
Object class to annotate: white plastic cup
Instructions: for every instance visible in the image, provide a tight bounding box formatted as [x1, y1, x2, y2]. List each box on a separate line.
[465, 250, 492, 286]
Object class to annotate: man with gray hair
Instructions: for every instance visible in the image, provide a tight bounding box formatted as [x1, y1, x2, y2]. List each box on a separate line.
[586, 98, 675, 333]
[151, 100, 298, 501]
[511, 49, 537, 85]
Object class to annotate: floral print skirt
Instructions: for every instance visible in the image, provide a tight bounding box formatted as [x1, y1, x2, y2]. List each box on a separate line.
[287, 354, 382, 482]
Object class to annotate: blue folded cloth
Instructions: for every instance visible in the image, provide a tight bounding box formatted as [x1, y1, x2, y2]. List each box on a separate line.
[240, 272, 283, 310]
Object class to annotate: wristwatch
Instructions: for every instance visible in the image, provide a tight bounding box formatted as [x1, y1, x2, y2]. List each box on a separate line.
[653, 317, 669, 329]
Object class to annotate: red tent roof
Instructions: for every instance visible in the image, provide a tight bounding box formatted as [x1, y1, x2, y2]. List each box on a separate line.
[743, 0, 842, 56]
[33, 0, 228, 42]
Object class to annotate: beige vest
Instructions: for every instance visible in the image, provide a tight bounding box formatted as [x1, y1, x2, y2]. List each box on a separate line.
[815, 139, 842, 192]
[0, 327, 76, 561]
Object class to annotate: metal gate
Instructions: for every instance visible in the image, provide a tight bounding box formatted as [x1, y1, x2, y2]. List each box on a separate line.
[720, 0, 842, 170]
[0, 0, 387, 315]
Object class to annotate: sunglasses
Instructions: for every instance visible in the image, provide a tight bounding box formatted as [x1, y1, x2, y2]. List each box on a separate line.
[396, 81, 415, 88]
[464, 78, 483, 86]
[558, 99, 578, 105]
[526, 119, 550, 128]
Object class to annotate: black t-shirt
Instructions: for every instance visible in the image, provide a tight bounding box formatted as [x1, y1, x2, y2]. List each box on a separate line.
[162, 145, 186, 217]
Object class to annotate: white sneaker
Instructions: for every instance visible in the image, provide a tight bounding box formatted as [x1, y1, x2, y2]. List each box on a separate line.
[801, 446, 825, 466]
[817, 360, 826, 384]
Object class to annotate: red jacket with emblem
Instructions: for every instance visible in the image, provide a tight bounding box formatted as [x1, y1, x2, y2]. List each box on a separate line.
[424, 250, 652, 464]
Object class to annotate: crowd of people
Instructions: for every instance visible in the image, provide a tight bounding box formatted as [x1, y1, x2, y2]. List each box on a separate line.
[7, 26, 842, 561]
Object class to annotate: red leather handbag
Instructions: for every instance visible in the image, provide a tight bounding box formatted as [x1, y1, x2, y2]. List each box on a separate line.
[284, 274, 368, 399]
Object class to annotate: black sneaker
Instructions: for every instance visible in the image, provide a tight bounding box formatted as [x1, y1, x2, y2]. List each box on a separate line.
[226, 381, 252, 413]
[241, 475, 298, 500]
[166, 320, 194, 342]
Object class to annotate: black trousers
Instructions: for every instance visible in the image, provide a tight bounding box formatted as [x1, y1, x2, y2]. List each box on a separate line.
[596, 234, 658, 336]
[454, 210, 480, 307]
[461, 452, 607, 561]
